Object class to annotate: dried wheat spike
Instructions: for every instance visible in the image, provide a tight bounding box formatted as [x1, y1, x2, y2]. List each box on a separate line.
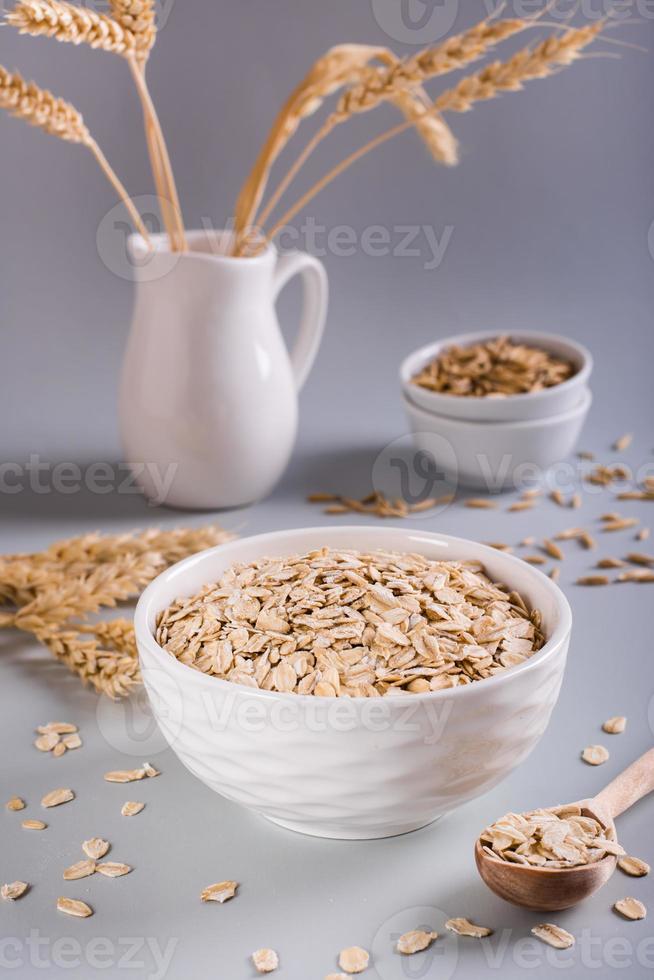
[7, 0, 137, 55]
[109, 0, 156, 62]
[335, 18, 527, 121]
[0, 64, 89, 143]
[434, 24, 604, 115]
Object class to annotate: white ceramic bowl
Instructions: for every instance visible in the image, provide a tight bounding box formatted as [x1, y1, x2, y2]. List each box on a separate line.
[401, 330, 593, 422]
[404, 385, 592, 491]
[135, 526, 571, 840]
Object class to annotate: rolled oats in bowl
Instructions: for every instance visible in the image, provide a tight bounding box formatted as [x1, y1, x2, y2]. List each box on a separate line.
[156, 547, 544, 697]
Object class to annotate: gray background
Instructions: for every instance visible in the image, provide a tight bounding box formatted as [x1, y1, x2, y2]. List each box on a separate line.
[1, 1, 654, 978]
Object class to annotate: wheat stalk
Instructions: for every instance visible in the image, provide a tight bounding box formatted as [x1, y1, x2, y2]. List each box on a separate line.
[7, 0, 186, 251]
[1, 524, 233, 698]
[265, 22, 605, 243]
[232, 44, 461, 252]
[0, 64, 151, 244]
[248, 17, 530, 248]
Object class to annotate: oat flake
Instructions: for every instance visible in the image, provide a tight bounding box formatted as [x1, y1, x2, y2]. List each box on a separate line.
[41, 788, 75, 808]
[63, 860, 96, 881]
[82, 838, 110, 860]
[1, 881, 29, 900]
[57, 896, 93, 918]
[531, 924, 575, 949]
[602, 716, 626, 734]
[445, 918, 493, 938]
[338, 947, 369, 974]
[396, 930, 438, 954]
[200, 881, 238, 903]
[581, 745, 609, 766]
[614, 897, 647, 921]
[121, 801, 145, 817]
[252, 948, 279, 973]
[618, 856, 650, 878]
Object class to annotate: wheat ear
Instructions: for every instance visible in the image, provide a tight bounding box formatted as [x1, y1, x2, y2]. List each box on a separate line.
[252, 17, 528, 244]
[109, 0, 156, 66]
[7, 0, 186, 251]
[265, 22, 604, 243]
[233, 44, 459, 253]
[0, 65, 151, 244]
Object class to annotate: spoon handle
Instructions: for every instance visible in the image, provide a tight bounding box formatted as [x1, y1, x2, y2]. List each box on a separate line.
[592, 747, 654, 820]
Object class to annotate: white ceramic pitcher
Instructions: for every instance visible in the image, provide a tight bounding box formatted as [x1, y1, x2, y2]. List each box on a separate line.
[119, 229, 328, 509]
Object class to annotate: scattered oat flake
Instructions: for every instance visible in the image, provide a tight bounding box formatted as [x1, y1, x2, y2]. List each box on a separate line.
[465, 499, 497, 509]
[582, 745, 609, 766]
[577, 576, 610, 587]
[83, 838, 110, 860]
[532, 924, 575, 949]
[338, 946, 370, 973]
[324, 975, 348, 980]
[618, 856, 650, 877]
[445, 918, 493, 938]
[97, 862, 131, 877]
[549, 567, 561, 582]
[63, 733, 82, 750]
[252, 948, 279, 973]
[509, 500, 535, 512]
[396, 930, 438, 954]
[602, 716, 626, 735]
[52, 741, 67, 757]
[597, 558, 625, 569]
[57, 896, 93, 918]
[22, 819, 46, 830]
[104, 769, 146, 783]
[121, 801, 145, 817]
[571, 493, 582, 509]
[6, 796, 25, 811]
[63, 860, 96, 881]
[637, 528, 651, 541]
[41, 788, 75, 808]
[34, 731, 61, 752]
[613, 434, 633, 452]
[1, 881, 29, 900]
[201, 880, 238, 903]
[38, 722, 77, 735]
[550, 489, 566, 507]
[614, 897, 646, 920]
[142, 762, 160, 778]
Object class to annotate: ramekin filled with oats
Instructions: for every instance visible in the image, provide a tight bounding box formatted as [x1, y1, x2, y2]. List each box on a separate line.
[135, 526, 571, 839]
[401, 330, 592, 422]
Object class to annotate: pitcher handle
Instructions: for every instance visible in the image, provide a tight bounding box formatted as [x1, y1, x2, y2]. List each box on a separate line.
[272, 250, 328, 391]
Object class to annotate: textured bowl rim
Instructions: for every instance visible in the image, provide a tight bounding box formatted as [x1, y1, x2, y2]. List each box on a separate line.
[400, 329, 593, 408]
[135, 527, 572, 705]
[403, 384, 593, 429]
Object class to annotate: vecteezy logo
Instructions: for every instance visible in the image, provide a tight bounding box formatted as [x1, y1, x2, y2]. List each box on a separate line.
[372, 432, 458, 517]
[370, 0, 459, 44]
[96, 194, 180, 282]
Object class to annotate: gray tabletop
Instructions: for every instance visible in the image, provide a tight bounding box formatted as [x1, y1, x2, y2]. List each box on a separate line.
[2, 387, 654, 979]
[1, 1, 654, 972]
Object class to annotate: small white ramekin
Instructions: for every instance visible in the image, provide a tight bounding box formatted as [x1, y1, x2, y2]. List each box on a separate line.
[135, 526, 571, 840]
[403, 385, 592, 491]
[401, 330, 593, 422]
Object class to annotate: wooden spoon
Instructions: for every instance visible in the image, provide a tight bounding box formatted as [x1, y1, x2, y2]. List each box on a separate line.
[475, 747, 654, 911]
